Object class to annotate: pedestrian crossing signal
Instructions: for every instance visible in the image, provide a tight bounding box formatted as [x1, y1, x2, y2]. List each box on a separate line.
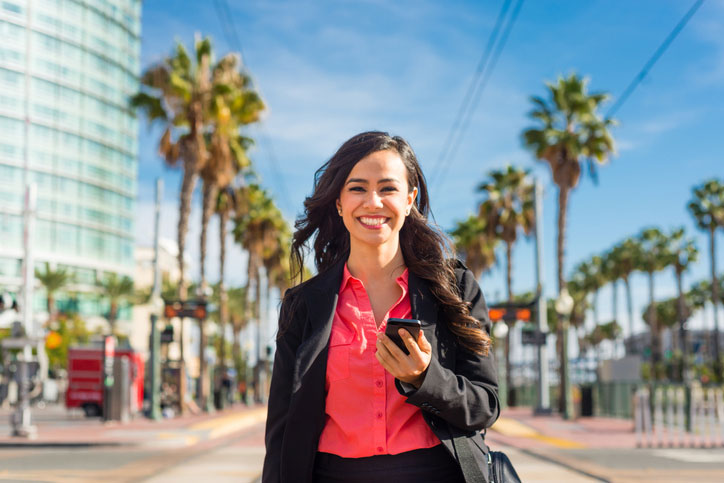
[488, 304, 534, 322]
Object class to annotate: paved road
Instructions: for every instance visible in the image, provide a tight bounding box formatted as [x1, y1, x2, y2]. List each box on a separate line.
[3, 404, 724, 482]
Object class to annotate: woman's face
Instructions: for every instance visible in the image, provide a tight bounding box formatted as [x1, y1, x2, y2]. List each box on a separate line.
[336, 149, 418, 252]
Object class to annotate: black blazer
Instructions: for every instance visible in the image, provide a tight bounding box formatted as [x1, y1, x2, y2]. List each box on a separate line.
[262, 259, 500, 483]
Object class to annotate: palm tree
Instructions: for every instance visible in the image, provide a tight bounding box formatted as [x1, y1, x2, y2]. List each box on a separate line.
[601, 246, 628, 357]
[637, 227, 671, 378]
[575, 256, 605, 325]
[477, 165, 534, 300]
[477, 165, 534, 405]
[35, 262, 72, 325]
[131, 37, 219, 379]
[688, 178, 724, 372]
[667, 228, 698, 374]
[522, 74, 615, 412]
[608, 238, 641, 351]
[99, 274, 134, 335]
[227, 284, 249, 397]
[233, 184, 282, 402]
[214, 186, 238, 392]
[199, 55, 264, 292]
[450, 215, 498, 280]
[197, 78, 264, 409]
[131, 37, 219, 306]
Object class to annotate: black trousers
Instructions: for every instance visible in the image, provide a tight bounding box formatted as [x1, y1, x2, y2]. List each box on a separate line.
[313, 445, 466, 483]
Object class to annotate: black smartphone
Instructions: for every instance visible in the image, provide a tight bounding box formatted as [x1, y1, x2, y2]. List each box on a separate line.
[385, 318, 422, 355]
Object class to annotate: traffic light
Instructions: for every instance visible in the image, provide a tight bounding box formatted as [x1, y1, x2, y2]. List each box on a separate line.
[163, 300, 207, 319]
[488, 305, 533, 323]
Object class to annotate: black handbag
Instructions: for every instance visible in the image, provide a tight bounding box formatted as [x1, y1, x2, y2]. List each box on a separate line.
[453, 429, 521, 483]
[487, 450, 522, 483]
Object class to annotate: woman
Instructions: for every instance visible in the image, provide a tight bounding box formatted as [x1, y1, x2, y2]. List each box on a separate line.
[262, 131, 499, 483]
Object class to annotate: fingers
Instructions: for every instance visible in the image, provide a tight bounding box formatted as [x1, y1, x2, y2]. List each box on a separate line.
[400, 329, 424, 360]
[417, 330, 432, 353]
[376, 332, 405, 361]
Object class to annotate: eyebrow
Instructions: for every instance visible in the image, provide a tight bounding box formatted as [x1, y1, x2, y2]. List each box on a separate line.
[345, 177, 400, 185]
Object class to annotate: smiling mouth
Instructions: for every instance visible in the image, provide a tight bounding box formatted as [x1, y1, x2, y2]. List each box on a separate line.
[358, 216, 389, 228]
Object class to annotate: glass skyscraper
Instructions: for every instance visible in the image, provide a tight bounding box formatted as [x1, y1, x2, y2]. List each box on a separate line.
[0, 0, 141, 319]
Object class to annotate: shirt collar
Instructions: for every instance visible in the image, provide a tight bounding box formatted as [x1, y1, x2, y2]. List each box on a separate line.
[340, 264, 409, 292]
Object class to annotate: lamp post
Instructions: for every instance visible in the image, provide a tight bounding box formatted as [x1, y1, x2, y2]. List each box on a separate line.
[493, 321, 509, 410]
[555, 288, 574, 420]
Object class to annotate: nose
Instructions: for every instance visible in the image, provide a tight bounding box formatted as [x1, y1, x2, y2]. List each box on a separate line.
[363, 190, 383, 209]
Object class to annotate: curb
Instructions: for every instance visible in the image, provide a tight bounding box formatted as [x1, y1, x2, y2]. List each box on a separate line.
[0, 441, 130, 448]
[491, 417, 586, 449]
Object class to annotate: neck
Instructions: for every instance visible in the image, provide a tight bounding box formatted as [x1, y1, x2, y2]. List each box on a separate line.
[346, 238, 406, 284]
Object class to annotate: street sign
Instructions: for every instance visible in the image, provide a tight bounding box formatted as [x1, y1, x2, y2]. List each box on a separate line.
[521, 328, 547, 346]
[160, 325, 174, 343]
[1, 338, 40, 349]
[163, 299, 207, 319]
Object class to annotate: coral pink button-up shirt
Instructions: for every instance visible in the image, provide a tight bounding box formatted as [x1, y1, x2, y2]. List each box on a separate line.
[317, 265, 441, 457]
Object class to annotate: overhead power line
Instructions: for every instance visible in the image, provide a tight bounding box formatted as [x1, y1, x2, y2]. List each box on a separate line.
[606, 0, 706, 119]
[430, 0, 525, 196]
[213, 0, 294, 215]
[430, 0, 512, 184]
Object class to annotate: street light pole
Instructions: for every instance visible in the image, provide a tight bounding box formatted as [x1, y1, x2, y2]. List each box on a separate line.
[556, 288, 574, 420]
[533, 179, 550, 414]
[493, 321, 509, 410]
[148, 178, 163, 421]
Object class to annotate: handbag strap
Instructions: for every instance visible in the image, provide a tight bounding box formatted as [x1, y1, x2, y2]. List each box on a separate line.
[452, 432, 487, 483]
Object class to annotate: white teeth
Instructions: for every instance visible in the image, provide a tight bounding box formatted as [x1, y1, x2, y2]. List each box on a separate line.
[360, 217, 385, 226]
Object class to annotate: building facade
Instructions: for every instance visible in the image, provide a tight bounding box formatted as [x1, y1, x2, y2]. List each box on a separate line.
[0, 0, 141, 325]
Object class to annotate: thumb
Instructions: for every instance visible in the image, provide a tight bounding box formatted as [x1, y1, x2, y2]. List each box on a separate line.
[417, 330, 431, 353]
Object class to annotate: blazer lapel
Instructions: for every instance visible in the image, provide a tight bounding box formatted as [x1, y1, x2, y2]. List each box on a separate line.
[408, 271, 441, 360]
[292, 259, 346, 393]
[408, 271, 460, 367]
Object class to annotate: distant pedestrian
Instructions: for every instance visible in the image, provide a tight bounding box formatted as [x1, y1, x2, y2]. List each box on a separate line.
[262, 132, 499, 483]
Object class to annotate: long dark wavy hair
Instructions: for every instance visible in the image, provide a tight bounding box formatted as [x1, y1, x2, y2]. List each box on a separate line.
[286, 131, 490, 355]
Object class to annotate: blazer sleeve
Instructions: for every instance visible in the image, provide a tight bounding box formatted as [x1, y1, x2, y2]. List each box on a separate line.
[262, 291, 304, 483]
[396, 265, 500, 432]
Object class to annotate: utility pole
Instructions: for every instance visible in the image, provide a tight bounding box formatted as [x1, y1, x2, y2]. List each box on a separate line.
[148, 178, 163, 420]
[534, 179, 551, 414]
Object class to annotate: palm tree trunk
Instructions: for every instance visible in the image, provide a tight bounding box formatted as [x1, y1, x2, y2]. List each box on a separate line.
[196, 181, 218, 411]
[612, 279, 620, 359]
[199, 181, 219, 291]
[198, 317, 207, 409]
[109, 301, 117, 335]
[612, 280, 618, 322]
[177, 165, 199, 365]
[676, 268, 687, 381]
[219, 208, 229, 378]
[47, 293, 55, 326]
[556, 185, 570, 414]
[648, 271, 660, 380]
[624, 275, 635, 353]
[505, 240, 513, 405]
[710, 227, 721, 375]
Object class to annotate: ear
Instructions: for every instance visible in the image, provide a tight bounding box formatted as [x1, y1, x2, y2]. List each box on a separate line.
[407, 187, 418, 212]
[336, 198, 342, 214]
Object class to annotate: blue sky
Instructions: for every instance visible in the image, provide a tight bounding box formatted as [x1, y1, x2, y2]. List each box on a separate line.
[135, 0, 724, 337]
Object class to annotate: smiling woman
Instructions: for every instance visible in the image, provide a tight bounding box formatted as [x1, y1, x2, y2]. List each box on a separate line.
[262, 131, 500, 483]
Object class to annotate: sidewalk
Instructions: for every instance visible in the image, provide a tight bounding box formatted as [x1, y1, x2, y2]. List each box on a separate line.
[489, 406, 636, 450]
[0, 403, 268, 449]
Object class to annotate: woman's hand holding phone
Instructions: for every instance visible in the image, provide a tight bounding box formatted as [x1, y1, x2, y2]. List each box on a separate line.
[375, 327, 432, 389]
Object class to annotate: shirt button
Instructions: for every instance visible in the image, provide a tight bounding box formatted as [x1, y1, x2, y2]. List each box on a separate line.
[377, 411, 383, 419]
[377, 446, 384, 453]
[375, 380, 383, 388]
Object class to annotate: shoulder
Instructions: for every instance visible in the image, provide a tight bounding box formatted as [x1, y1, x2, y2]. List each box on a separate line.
[450, 258, 475, 290]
